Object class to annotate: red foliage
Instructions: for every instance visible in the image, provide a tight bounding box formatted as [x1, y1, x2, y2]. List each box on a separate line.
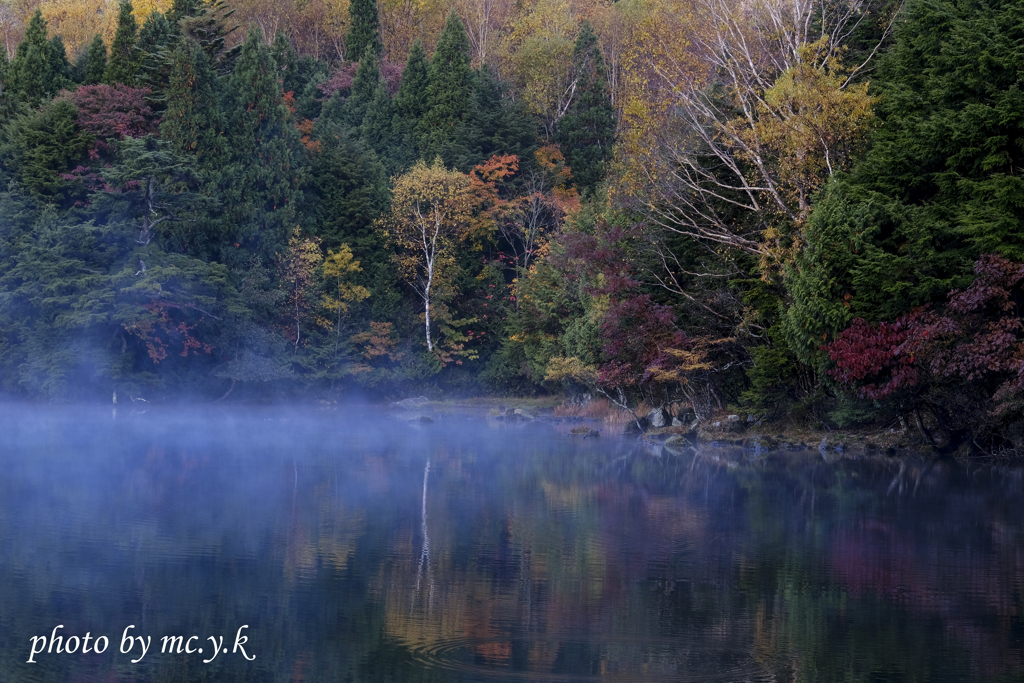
[828, 255, 1024, 416]
[318, 61, 404, 99]
[598, 294, 688, 388]
[64, 84, 160, 157]
[826, 314, 922, 399]
[559, 220, 688, 389]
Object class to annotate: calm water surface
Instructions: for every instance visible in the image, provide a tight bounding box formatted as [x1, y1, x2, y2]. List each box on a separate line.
[1, 405, 1022, 682]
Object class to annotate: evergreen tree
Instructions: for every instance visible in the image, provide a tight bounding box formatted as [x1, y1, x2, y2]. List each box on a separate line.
[104, 0, 141, 86]
[345, 0, 383, 62]
[46, 36, 72, 90]
[84, 35, 108, 85]
[555, 21, 614, 196]
[0, 46, 8, 88]
[343, 45, 382, 127]
[224, 28, 303, 261]
[162, 38, 226, 171]
[391, 39, 430, 168]
[137, 11, 177, 99]
[786, 0, 1024, 339]
[420, 11, 473, 166]
[466, 65, 537, 169]
[3, 99, 90, 200]
[8, 11, 64, 105]
[168, 0, 204, 24]
[271, 31, 298, 90]
[361, 81, 394, 157]
[178, 0, 240, 75]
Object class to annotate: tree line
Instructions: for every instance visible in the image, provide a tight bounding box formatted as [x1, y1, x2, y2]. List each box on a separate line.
[0, 0, 1021, 453]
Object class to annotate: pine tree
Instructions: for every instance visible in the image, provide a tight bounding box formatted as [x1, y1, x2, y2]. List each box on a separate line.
[8, 11, 61, 105]
[162, 38, 226, 170]
[345, 0, 383, 62]
[168, 0, 204, 24]
[104, 1, 141, 86]
[224, 28, 303, 260]
[271, 32, 298, 90]
[555, 21, 614, 196]
[420, 11, 473, 166]
[178, 0, 240, 76]
[391, 39, 430, 168]
[46, 36, 72, 91]
[137, 11, 177, 99]
[789, 0, 1024, 331]
[84, 35, 107, 85]
[343, 45, 381, 127]
[361, 81, 394, 157]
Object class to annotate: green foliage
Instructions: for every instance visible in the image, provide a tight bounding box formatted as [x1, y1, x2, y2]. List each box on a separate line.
[809, 0, 1024, 324]
[420, 11, 473, 165]
[161, 37, 227, 170]
[83, 35, 108, 86]
[3, 99, 89, 200]
[136, 11, 178, 100]
[104, 1, 141, 86]
[555, 21, 614, 196]
[345, 0, 383, 61]
[223, 28, 303, 261]
[390, 39, 429, 168]
[344, 45, 382, 128]
[8, 11, 68, 106]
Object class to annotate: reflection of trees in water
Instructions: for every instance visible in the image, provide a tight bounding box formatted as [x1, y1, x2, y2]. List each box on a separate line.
[3, 412, 1024, 682]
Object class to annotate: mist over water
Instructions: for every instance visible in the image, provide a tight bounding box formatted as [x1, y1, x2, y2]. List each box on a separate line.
[1, 404, 1022, 682]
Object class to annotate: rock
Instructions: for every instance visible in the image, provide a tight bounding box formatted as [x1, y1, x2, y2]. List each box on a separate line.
[414, 415, 433, 423]
[647, 408, 667, 429]
[392, 396, 430, 409]
[569, 426, 600, 438]
[622, 418, 649, 436]
[513, 408, 535, 420]
[727, 414, 741, 422]
[671, 416, 684, 427]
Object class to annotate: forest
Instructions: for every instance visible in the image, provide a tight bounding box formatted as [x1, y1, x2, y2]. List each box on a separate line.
[0, 0, 1021, 452]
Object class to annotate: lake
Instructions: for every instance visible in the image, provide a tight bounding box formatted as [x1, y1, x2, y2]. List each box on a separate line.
[1, 405, 1022, 682]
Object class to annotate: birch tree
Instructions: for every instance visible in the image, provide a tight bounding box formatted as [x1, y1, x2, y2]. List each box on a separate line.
[375, 158, 472, 352]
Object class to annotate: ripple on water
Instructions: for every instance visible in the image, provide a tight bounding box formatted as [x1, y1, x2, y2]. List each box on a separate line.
[402, 631, 778, 682]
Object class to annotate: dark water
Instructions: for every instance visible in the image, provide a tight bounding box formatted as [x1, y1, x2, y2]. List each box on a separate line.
[1, 406, 1022, 683]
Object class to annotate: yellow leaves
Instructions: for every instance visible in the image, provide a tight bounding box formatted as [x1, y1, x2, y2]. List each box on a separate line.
[39, 0, 170, 55]
[322, 244, 371, 317]
[543, 355, 598, 385]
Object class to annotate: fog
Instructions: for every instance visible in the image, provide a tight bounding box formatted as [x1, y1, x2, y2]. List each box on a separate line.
[1, 404, 1022, 682]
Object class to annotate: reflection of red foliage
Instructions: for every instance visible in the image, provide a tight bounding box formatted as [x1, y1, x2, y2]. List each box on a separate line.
[829, 515, 1024, 678]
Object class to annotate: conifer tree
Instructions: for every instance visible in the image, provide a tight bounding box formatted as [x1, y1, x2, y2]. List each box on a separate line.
[162, 38, 226, 170]
[46, 36, 72, 90]
[272, 32, 298, 89]
[224, 29, 302, 259]
[137, 11, 177, 98]
[8, 11, 62, 105]
[391, 39, 430, 168]
[555, 21, 614, 196]
[786, 0, 1024, 339]
[84, 35, 107, 85]
[178, 0, 240, 75]
[361, 81, 394, 157]
[345, 0, 383, 62]
[343, 45, 382, 127]
[168, 0, 204, 25]
[420, 11, 473, 166]
[104, 1, 141, 86]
